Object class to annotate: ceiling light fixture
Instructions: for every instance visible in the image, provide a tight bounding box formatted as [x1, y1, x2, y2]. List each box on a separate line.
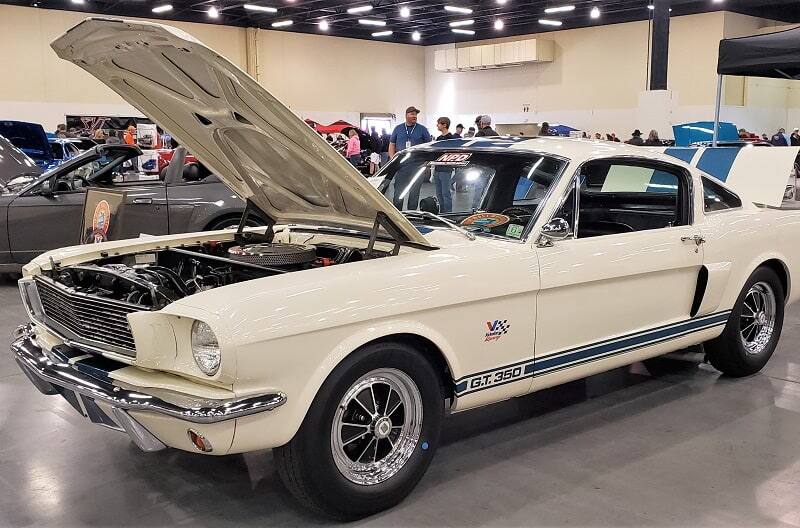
[347, 5, 373, 14]
[399, 6, 410, 17]
[496, 0, 507, 4]
[494, 19, 504, 30]
[647, 4, 654, 9]
[372, 30, 393, 37]
[70, 0, 85, 5]
[412, 30, 421, 41]
[451, 28, 475, 35]
[544, 4, 575, 14]
[207, 6, 219, 18]
[271, 19, 292, 27]
[243, 4, 277, 12]
[151, 4, 172, 13]
[358, 18, 386, 26]
[590, 6, 600, 18]
[319, 19, 329, 30]
[538, 18, 562, 26]
[449, 19, 474, 27]
[444, 5, 473, 14]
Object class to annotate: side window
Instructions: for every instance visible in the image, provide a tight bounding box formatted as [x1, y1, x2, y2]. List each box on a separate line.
[563, 161, 687, 239]
[702, 176, 742, 212]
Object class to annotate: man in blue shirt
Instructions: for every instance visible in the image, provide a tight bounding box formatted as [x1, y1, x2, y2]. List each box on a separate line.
[388, 106, 433, 211]
[388, 106, 432, 158]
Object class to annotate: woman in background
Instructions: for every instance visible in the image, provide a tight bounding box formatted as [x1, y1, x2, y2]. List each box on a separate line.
[644, 129, 662, 146]
[346, 129, 361, 167]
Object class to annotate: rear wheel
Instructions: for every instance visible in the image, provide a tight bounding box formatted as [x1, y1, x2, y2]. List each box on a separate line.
[705, 267, 784, 377]
[274, 342, 444, 520]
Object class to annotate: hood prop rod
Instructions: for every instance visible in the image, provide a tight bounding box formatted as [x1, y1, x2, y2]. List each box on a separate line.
[367, 211, 405, 257]
[236, 199, 276, 245]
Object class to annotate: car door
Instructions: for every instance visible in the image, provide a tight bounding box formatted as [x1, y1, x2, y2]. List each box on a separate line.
[531, 157, 707, 387]
[8, 168, 89, 264]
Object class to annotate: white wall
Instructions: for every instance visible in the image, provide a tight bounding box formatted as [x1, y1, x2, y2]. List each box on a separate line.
[0, 4, 797, 138]
[0, 4, 425, 131]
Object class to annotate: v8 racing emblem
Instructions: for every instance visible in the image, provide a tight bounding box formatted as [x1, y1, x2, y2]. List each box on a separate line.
[484, 320, 510, 342]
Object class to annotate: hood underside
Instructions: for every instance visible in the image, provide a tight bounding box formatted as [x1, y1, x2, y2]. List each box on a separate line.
[51, 17, 429, 246]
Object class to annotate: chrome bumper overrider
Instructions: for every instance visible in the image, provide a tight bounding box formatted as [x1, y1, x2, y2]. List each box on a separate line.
[11, 325, 287, 451]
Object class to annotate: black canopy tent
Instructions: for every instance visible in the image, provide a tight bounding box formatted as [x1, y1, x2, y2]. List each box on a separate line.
[713, 26, 800, 145]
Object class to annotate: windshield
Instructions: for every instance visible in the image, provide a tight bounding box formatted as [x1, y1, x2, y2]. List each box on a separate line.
[379, 150, 567, 240]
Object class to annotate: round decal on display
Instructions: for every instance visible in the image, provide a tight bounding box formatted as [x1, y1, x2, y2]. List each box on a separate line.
[460, 212, 511, 230]
[90, 199, 111, 243]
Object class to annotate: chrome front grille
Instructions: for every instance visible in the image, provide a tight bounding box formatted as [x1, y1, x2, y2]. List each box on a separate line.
[34, 277, 146, 357]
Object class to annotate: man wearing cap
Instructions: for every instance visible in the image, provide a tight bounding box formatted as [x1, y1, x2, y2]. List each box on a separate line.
[388, 106, 432, 158]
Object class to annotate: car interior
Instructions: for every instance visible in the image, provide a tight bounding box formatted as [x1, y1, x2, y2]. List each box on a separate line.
[554, 160, 689, 239]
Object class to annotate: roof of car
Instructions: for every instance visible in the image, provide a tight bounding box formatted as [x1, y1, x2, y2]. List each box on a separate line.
[420, 136, 682, 165]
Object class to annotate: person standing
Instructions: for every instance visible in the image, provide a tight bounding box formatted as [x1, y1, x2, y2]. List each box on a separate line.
[474, 115, 497, 137]
[791, 128, 800, 146]
[539, 122, 551, 136]
[771, 128, 789, 146]
[345, 129, 361, 167]
[435, 117, 455, 141]
[54, 124, 67, 138]
[454, 124, 464, 138]
[388, 106, 432, 158]
[644, 130, 662, 146]
[123, 125, 137, 145]
[432, 117, 455, 212]
[626, 130, 645, 145]
[379, 129, 391, 165]
[370, 126, 380, 151]
[465, 127, 476, 138]
[388, 107, 431, 210]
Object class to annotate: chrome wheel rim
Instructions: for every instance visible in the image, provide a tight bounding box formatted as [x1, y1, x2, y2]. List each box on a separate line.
[740, 281, 777, 355]
[331, 368, 423, 486]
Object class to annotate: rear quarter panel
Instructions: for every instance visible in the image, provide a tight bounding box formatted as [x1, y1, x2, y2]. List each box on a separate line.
[165, 180, 245, 232]
[699, 205, 800, 313]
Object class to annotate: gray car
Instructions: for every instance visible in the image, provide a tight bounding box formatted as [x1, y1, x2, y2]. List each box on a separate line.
[0, 144, 260, 272]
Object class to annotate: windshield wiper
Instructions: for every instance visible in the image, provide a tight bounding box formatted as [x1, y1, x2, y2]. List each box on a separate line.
[402, 210, 476, 241]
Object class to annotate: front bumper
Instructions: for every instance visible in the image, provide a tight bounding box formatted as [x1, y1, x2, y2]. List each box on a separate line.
[12, 325, 287, 452]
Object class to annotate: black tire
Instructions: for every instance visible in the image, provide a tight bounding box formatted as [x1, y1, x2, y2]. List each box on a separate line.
[705, 267, 785, 377]
[205, 215, 266, 231]
[274, 341, 444, 520]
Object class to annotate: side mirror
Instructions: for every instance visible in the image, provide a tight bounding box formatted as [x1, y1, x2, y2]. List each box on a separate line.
[537, 217, 571, 247]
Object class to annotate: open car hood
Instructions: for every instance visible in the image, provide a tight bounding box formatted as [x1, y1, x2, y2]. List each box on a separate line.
[51, 18, 429, 246]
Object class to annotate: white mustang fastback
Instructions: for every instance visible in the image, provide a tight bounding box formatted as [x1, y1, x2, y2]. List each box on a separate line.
[12, 18, 800, 520]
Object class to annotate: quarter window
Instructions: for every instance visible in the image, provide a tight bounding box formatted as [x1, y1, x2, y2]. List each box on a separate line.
[702, 176, 741, 212]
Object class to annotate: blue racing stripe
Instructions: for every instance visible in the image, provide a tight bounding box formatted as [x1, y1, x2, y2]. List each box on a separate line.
[453, 311, 730, 396]
[664, 147, 698, 164]
[696, 148, 739, 182]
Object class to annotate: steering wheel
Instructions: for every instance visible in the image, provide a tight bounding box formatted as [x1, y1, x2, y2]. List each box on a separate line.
[500, 207, 531, 221]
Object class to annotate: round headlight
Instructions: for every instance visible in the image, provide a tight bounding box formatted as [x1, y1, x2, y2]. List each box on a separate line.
[191, 320, 220, 376]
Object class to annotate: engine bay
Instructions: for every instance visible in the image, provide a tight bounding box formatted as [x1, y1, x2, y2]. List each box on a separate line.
[41, 239, 390, 309]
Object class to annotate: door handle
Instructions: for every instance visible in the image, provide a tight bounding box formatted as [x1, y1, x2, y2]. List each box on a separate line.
[132, 197, 153, 205]
[681, 234, 705, 246]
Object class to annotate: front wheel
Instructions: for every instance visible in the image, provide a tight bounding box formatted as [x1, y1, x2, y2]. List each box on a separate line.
[274, 342, 444, 520]
[705, 267, 785, 377]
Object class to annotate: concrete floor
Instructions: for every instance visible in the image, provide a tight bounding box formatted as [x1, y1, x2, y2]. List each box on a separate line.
[2, 280, 800, 527]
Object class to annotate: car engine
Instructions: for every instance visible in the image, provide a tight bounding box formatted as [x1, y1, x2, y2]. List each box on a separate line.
[40, 240, 387, 310]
